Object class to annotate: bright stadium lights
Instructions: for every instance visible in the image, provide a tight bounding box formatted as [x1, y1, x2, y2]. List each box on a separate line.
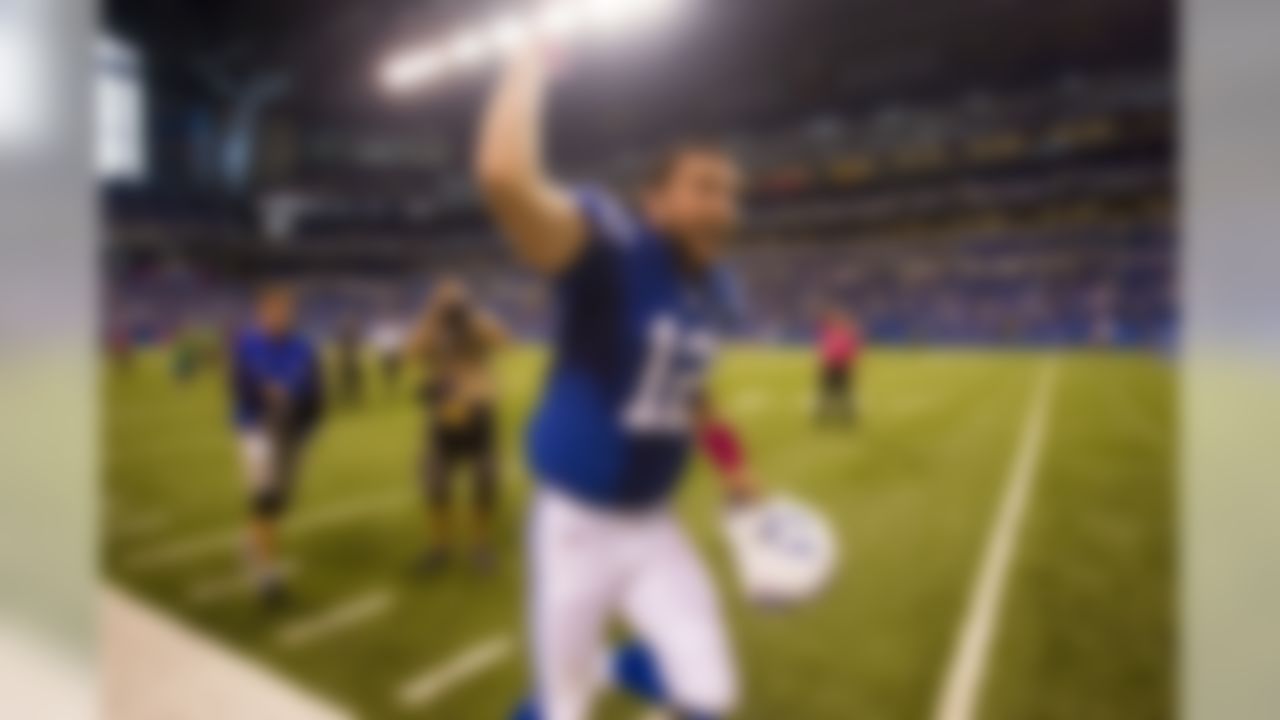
[582, 0, 678, 31]
[487, 15, 529, 53]
[445, 30, 491, 69]
[380, 50, 442, 93]
[379, 0, 685, 95]
[534, 2, 588, 39]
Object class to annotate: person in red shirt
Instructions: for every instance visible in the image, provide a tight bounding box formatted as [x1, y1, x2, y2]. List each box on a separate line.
[816, 306, 861, 426]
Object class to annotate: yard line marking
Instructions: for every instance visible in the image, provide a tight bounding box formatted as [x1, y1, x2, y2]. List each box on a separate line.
[276, 589, 394, 649]
[932, 359, 1058, 720]
[397, 634, 513, 709]
[187, 561, 300, 605]
[127, 491, 409, 571]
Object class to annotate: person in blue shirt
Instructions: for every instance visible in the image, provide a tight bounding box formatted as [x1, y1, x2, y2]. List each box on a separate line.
[476, 44, 759, 720]
[230, 285, 324, 607]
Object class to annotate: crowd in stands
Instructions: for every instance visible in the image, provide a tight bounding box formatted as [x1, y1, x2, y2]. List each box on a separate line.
[109, 216, 1174, 351]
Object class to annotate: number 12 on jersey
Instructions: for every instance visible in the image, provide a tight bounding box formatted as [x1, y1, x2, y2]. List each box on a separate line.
[622, 316, 716, 435]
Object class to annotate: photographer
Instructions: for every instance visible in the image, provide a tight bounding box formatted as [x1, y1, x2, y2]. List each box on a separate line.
[407, 277, 508, 573]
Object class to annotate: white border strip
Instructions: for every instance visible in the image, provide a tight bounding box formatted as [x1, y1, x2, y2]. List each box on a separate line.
[276, 590, 394, 650]
[932, 359, 1058, 720]
[397, 635, 513, 709]
[104, 585, 352, 719]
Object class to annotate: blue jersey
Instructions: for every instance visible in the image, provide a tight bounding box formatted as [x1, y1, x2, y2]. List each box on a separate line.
[231, 327, 324, 433]
[528, 189, 742, 509]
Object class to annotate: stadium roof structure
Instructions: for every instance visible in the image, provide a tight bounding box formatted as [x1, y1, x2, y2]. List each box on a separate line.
[108, 0, 1171, 158]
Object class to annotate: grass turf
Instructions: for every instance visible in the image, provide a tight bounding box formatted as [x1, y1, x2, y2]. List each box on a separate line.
[104, 347, 1173, 719]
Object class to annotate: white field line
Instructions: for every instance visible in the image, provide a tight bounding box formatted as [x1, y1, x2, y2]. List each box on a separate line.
[931, 359, 1059, 720]
[104, 585, 353, 720]
[397, 634, 513, 710]
[187, 561, 300, 606]
[126, 491, 408, 571]
[276, 589, 394, 650]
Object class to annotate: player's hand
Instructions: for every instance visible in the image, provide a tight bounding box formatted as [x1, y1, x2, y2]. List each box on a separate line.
[724, 478, 761, 507]
[722, 494, 838, 609]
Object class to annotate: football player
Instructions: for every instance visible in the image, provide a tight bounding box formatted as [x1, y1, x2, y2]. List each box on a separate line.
[476, 44, 752, 720]
[230, 285, 324, 607]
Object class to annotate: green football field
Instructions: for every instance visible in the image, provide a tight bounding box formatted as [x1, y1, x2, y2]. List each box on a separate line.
[104, 347, 1173, 720]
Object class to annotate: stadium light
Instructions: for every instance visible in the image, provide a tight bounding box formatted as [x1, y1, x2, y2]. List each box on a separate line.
[534, 2, 588, 39]
[487, 15, 529, 53]
[583, 0, 678, 32]
[379, 0, 684, 95]
[445, 30, 491, 69]
[380, 50, 442, 93]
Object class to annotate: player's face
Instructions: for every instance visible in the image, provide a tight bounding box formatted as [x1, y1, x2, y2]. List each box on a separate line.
[648, 152, 742, 267]
[258, 293, 295, 336]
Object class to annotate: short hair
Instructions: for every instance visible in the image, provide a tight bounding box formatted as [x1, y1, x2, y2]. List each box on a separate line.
[641, 140, 733, 189]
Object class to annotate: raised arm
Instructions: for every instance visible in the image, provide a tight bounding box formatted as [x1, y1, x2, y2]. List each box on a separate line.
[474, 47, 585, 275]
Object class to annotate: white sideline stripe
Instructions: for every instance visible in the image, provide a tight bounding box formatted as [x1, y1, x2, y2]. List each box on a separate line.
[931, 359, 1058, 720]
[277, 590, 394, 649]
[127, 492, 408, 571]
[397, 635, 513, 709]
[105, 585, 352, 719]
[187, 562, 300, 605]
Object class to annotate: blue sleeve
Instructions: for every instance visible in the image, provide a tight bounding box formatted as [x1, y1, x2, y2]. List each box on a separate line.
[550, 187, 631, 386]
[555, 186, 634, 313]
[560, 185, 642, 276]
[573, 186, 640, 248]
